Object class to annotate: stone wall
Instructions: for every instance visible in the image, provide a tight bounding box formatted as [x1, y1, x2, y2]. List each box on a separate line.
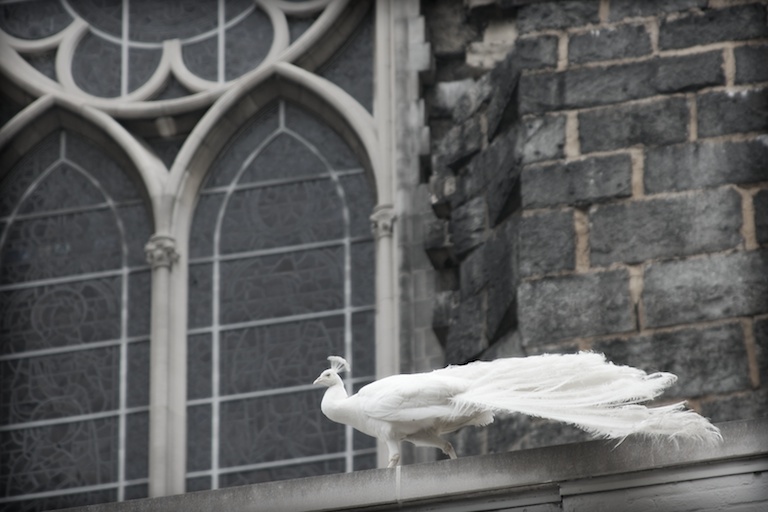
[422, 0, 768, 456]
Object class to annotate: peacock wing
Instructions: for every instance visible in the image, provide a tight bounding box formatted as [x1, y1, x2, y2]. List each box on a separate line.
[356, 373, 468, 423]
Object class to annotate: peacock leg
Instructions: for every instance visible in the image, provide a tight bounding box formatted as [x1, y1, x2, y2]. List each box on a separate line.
[386, 440, 401, 468]
[405, 432, 457, 459]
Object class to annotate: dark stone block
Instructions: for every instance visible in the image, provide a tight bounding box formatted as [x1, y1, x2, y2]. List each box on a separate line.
[519, 209, 575, 277]
[518, 269, 634, 345]
[645, 137, 768, 193]
[643, 250, 768, 328]
[652, 51, 724, 93]
[697, 88, 768, 138]
[435, 113, 486, 170]
[424, 217, 455, 270]
[659, 4, 768, 50]
[522, 153, 632, 208]
[516, 35, 559, 70]
[590, 188, 743, 266]
[579, 97, 688, 153]
[701, 389, 768, 423]
[520, 114, 566, 164]
[428, 165, 456, 219]
[755, 190, 768, 245]
[451, 196, 487, 258]
[486, 50, 521, 138]
[484, 224, 518, 341]
[755, 317, 768, 387]
[735, 44, 768, 84]
[520, 54, 721, 114]
[594, 322, 751, 398]
[460, 246, 487, 299]
[432, 290, 459, 346]
[569, 24, 652, 64]
[608, 0, 706, 22]
[445, 293, 487, 364]
[516, 0, 600, 33]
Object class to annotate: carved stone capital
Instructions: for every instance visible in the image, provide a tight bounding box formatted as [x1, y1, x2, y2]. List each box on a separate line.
[370, 205, 396, 239]
[145, 234, 179, 269]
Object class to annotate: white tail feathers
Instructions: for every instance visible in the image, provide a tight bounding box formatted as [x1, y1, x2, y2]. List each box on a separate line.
[448, 352, 722, 445]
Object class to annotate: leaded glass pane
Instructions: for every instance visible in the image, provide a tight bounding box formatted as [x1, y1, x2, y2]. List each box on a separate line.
[72, 32, 122, 98]
[284, 103, 360, 170]
[204, 105, 280, 190]
[125, 412, 150, 480]
[219, 248, 345, 324]
[0, 278, 122, 355]
[186, 404, 212, 472]
[187, 334, 212, 400]
[219, 183, 345, 252]
[218, 392, 345, 467]
[317, 11, 374, 113]
[224, 8, 273, 80]
[0, 417, 120, 494]
[219, 316, 345, 395]
[0, 0, 71, 40]
[128, 47, 163, 93]
[0, 129, 151, 508]
[127, 341, 151, 408]
[0, 347, 120, 425]
[187, 99, 376, 487]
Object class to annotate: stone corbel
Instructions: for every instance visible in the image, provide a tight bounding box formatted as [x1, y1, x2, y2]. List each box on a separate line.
[370, 204, 396, 239]
[145, 234, 180, 269]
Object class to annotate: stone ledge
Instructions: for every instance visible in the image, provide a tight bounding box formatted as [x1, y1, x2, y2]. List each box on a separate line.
[66, 418, 768, 512]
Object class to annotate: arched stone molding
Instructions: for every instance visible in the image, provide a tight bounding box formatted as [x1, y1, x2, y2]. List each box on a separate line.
[0, 0, 368, 120]
[0, 93, 164, 221]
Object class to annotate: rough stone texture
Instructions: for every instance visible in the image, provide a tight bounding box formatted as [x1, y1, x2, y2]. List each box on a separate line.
[422, 0, 768, 457]
[594, 322, 752, 398]
[519, 115, 566, 164]
[659, 4, 768, 50]
[445, 293, 487, 363]
[518, 269, 634, 345]
[755, 189, 768, 245]
[578, 97, 689, 153]
[521, 153, 632, 208]
[643, 250, 768, 328]
[424, 217, 454, 269]
[516, 35, 558, 70]
[423, 0, 480, 56]
[451, 196, 487, 257]
[644, 137, 768, 193]
[589, 188, 743, 266]
[519, 53, 722, 114]
[697, 88, 768, 138]
[516, 0, 600, 33]
[432, 290, 459, 346]
[608, 0, 707, 22]
[755, 317, 768, 386]
[454, 126, 522, 215]
[483, 219, 518, 341]
[569, 24, 652, 64]
[701, 389, 768, 423]
[518, 209, 575, 277]
[735, 44, 768, 85]
[435, 114, 485, 169]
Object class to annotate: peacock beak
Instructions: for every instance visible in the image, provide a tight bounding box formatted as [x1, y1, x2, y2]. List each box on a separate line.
[313, 376, 322, 386]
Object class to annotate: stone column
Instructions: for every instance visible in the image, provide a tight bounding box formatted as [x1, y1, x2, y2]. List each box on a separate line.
[144, 234, 179, 497]
[370, 204, 397, 468]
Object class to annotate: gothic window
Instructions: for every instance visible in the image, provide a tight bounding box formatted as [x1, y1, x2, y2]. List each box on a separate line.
[0, 130, 153, 510]
[186, 100, 377, 490]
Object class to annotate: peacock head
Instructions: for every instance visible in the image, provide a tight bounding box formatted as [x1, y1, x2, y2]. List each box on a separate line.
[313, 356, 349, 387]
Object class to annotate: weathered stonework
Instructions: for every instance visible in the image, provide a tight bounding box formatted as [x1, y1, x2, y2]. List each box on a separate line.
[422, 0, 768, 458]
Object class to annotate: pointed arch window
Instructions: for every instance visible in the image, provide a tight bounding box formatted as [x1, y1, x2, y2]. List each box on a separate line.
[0, 130, 153, 509]
[185, 100, 377, 490]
